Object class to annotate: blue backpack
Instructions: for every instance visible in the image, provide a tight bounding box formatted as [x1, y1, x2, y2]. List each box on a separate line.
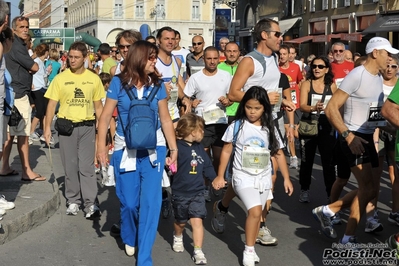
[225, 119, 242, 182]
[119, 82, 162, 150]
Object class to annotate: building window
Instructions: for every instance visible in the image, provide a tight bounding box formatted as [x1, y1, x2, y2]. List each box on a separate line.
[114, 0, 123, 18]
[192, 0, 200, 20]
[156, 0, 165, 19]
[291, 0, 303, 16]
[136, 0, 144, 18]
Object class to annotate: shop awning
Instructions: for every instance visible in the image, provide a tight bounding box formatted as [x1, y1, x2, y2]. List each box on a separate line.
[362, 15, 399, 34]
[284, 35, 313, 44]
[279, 17, 301, 34]
[341, 32, 362, 42]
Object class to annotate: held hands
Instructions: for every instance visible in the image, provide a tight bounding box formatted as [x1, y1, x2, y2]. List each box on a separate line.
[268, 91, 280, 105]
[212, 176, 227, 190]
[165, 151, 177, 167]
[192, 98, 201, 108]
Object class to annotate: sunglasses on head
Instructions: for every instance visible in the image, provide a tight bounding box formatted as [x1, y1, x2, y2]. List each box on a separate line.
[148, 54, 157, 61]
[267, 31, 282, 38]
[311, 64, 327, 70]
[387, 64, 398, 69]
[118, 44, 131, 50]
[192, 42, 203, 46]
[333, 49, 344, 53]
[16, 16, 29, 22]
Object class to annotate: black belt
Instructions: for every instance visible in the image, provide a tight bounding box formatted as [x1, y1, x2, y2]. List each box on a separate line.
[72, 120, 95, 127]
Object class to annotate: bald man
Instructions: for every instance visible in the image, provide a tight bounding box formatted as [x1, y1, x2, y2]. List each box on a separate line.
[344, 50, 353, 62]
[186, 35, 205, 79]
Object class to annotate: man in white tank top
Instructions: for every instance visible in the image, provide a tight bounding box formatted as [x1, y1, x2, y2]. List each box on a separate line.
[212, 18, 296, 257]
[314, 37, 399, 245]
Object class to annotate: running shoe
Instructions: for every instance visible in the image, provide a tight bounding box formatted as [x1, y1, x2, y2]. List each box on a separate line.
[289, 156, 298, 169]
[0, 195, 15, 210]
[365, 218, 383, 233]
[299, 190, 310, 203]
[173, 234, 184, 253]
[211, 200, 226, 234]
[388, 212, 399, 226]
[192, 249, 207, 265]
[66, 203, 79, 216]
[256, 226, 278, 246]
[312, 206, 337, 239]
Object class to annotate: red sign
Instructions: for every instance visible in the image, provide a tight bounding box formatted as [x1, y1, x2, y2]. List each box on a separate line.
[313, 35, 328, 42]
[312, 21, 326, 34]
[341, 33, 362, 42]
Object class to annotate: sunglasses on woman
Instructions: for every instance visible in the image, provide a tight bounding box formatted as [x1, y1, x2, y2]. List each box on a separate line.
[311, 64, 327, 70]
[387, 64, 398, 69]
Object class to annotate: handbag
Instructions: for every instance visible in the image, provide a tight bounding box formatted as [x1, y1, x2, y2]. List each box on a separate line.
[55, 117, 74, 136]
[298, 83, 329, 137]
[4, 101, 23, 127]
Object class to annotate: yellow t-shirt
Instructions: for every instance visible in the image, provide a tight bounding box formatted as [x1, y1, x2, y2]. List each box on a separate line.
[45, 69, 105, 122]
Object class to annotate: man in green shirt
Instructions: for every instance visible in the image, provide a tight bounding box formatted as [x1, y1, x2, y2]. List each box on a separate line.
[98, 43, 116, 74]
[217, 41, 240, 123]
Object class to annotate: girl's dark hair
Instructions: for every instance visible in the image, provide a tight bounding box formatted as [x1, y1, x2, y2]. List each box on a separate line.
[119, 40, 160, 88]
[306, 56, 334, 85]
[235, 86, 279, 155]
[175, 113, 204, 139]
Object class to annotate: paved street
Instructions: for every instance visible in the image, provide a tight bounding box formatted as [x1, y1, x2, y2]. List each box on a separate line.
[0, 143, 398, 266]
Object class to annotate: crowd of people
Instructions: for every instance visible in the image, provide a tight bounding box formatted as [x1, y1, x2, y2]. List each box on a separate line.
[2, 1, 399, 265]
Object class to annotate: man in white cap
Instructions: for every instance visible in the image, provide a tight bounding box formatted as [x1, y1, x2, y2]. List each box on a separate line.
[312, 37, 399, 245]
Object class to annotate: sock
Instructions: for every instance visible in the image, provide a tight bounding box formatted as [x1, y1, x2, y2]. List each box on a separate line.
[194, 246, 202, 252]
[260, 222, 265, 228]
[218, 201, 228, 213]
[341, 235, 353, 244]
[322, 205, 335, 217]
[245, 245, 255, 253]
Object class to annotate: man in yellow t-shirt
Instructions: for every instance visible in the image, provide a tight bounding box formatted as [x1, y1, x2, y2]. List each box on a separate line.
[43, 41, 105, 219]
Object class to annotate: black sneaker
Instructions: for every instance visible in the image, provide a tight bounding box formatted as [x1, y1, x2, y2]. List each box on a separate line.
[110, 223, 121, 237]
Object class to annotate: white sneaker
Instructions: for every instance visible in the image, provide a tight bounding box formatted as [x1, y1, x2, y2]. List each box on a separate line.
[0, 195, 15, 210]
[243, 250, 256, 266]
[125, 244, 135, 256]
[66, 203, 79, 216]
[192, 249, 207, 265]
[85, 204, 101, 219]
[41, 135, 55, 145]
[29, 132, 40, 142]
[256, 226, 278, 246]
[289, 156, 298, 169]
[0, 208, 6, 220]
[172, 234, 184, 252]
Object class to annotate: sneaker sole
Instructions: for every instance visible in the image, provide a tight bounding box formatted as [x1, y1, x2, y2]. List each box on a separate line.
[365, 224, 384, 233]
[192, 257, 207, 265]
[173, 248, 184, 253]
[255, 238, 278, 246]
[312, 208, 337, 239]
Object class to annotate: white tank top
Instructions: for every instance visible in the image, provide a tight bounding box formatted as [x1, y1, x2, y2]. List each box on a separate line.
[243, 53, 280, 93]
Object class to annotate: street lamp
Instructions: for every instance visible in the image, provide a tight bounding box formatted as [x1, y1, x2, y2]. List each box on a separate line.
[150, 5, 165, 33]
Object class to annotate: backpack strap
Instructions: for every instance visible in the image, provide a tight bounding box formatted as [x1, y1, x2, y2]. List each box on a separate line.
[232, 119, 242, 147]
[146, 80, 163, 102]
[247, 49, 278, 76]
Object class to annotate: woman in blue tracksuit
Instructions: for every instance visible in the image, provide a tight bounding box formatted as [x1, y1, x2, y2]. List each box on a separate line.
[97, 40, 177, 266]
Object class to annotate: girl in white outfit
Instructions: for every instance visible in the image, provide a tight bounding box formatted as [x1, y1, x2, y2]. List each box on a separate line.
[212, 86, 293, 266]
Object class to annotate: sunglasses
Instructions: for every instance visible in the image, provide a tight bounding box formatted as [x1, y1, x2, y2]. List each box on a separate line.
[267, 31, 282, 38]
[311, 64, 327, 70]
[111, 50, 118, 52]
[118, 44, 131, 50]
[148, 54, 157, 61]
[16, 16, 29, 22]
[333, 49, 344, 53]
[192, 42, 203, 46]
[387, 64, 399, 69]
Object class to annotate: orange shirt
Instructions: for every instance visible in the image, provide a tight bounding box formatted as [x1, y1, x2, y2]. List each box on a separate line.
[280, 62, 303, 108]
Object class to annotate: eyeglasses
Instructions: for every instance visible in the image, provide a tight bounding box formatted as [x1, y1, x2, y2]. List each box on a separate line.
[148, 54, 157, 61]
[267, 31, 282, 38]
[16, 16, 29, 22]
[387, 64, 398, 69]
[111, 50, 118, 53]
[333, 49, 344, 53]
[192, 42, 203, 46]
[311, 64, 327, 70]
[118, 44, 131, 50]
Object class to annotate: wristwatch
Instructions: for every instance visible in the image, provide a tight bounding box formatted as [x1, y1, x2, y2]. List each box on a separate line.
[341, 130, 351, 139]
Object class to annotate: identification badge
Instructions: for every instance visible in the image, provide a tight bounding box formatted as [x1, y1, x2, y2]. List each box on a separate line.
[241, 146, 270, 175]
[202, 104, 227, 125]
[291, 89, 297, 104]
[367, 102, 386, 127]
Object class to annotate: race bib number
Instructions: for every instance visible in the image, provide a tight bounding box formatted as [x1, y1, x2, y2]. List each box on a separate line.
[190, 66, 204, 76]
[273, 88, 283, 113]
[168, 83, 178, 104]
[202, 104, 227, 125]
[367, 102, 386, 127]
[242, 146, 270, 175]
[291, 89, 297, 104]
